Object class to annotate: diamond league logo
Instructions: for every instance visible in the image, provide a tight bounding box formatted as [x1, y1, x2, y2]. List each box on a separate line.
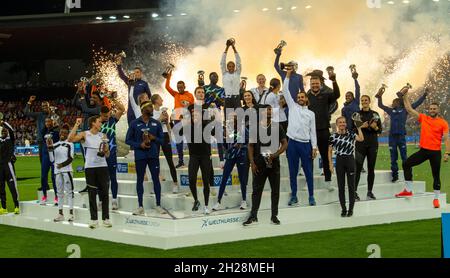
[201, 216, 244, 228]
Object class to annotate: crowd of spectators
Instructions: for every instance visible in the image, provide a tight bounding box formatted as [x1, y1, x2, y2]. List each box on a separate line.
[0, 98, 80, 146]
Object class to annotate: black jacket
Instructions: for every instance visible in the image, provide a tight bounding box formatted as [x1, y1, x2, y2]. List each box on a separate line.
[307, 82, 341, 130]
[354, 109, 382, 147]
[0, 122, 15, 165]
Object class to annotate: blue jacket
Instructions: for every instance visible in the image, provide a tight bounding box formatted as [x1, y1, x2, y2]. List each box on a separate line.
[24, 104, 49, 143]
[274, 53, 304, 100]
[125, 116, 164, 161]
[341, 79, 361, 131]
[377, 94, 426, 135]
[117, 65, 152, 124]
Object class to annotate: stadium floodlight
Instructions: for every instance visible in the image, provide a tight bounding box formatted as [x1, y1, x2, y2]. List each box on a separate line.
[109, 15, 117, 20]
[277, 7, 283, 11]
[180, 13, 187, 16]
[291, 6, 297, 10]
[305, 5, 312, 9]
[387, 1, 395, 4]
[151, 13, 159, 18]
[123, 15, 130, 19]
[95, 16, 103, 20]
[262, 8, 269, 12]
[233, 9, 240, 13]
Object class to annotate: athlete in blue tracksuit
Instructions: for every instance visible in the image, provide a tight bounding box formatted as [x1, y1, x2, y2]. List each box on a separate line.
[125, 101, 164, 213]
[117, 64, 151, 125]
[214, 117, 249, 210]
[341, 75, 361, 131]
[376, 90, 427, 182]
[40, 118, 59, 204]
[274, 49, 305, 101]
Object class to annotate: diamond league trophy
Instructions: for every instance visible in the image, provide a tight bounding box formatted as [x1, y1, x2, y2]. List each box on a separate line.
[162, 64, 175, 79]
[396, 83, 412, 98]
[375, 84, 388, 98]
[326, 66, 335, 78]
[197, 70, 205, 86]
[97, 135, 109, 157]
[226, 37, 235, 47]
[349, 64, 358, 79]
[44, 133, 54, 151]
[352, 112, 364, 128]
[274, 40, 287, 54]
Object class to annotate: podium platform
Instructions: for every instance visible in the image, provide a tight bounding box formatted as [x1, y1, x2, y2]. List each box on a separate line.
[0, 154, 447, 250]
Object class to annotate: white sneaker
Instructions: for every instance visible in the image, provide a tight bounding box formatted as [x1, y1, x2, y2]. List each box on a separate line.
[212, 202, 222, 211]
[67, 214, 74, 222]
[112, 199, 119, 211]
[89, 220, 99, 229]
[240, 200, 248, 210]
[155, 206, 167, 214]
[325, 182, 335, 192]
[103, 219, 112, 228]
[54, 214, 64, 222]
[172, 183, 179, 194]
[204, 206, 210, 215]
[132, 207, 145, 216]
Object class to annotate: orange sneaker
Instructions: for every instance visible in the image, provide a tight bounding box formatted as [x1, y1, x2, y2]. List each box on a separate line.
[433, 199, 440, 208]
[395, 189, 413, 198]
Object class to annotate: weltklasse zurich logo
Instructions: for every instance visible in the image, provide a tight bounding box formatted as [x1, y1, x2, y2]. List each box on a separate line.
[201, 216, 244, 228]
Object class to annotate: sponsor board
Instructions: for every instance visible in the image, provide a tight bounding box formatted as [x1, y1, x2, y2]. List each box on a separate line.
[124, 216, 161, 227]
[442, 213, 450, 258]
[201, 216, 245, 228]
[116, 162, 136, 174]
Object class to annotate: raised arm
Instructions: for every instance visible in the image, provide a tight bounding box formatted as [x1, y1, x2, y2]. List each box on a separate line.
[220, 52, 227, 75]
[68, 119, 85, 143]
[329, 78, 341, 102]
[411, 91, 427, 109]
[281, 74, 295, 108]
[235, 51, 242, 75]
[274, 52, 285, 79]
[402, 88, 419, 120]
[117, 64, 129, 85]
[165, 73, 177, 97]
[377, 95, 393, 115]
[24, 96, 41, 118]
[354, 78, 360, 104]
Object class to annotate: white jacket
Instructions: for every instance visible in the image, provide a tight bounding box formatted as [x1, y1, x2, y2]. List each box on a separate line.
[281, 77, 317, 148]
[221, 52, 241, 96]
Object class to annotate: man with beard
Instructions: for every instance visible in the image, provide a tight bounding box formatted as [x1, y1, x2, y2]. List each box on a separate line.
[395, 87, 449, 209]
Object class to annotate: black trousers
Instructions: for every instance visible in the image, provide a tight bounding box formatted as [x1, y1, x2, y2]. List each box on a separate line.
[355, 143, 378, 193]
[403, 148, 442, 190]
[161, 132, 178, 183]
[250, 160, 280, 219]
[0, 162, 19, 209]
[316, 129, 331, 181]
[85, 167, 110, 221]
[188, 155, 213, 206]
[336, 155, 355, 212]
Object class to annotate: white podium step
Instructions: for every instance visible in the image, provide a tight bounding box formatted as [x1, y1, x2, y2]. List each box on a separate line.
[39, 181, 426, 213]
[0, 193, 446, 250]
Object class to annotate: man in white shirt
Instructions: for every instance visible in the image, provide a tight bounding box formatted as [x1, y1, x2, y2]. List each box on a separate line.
[220, 39, 242, 111]
[282, 69, 318, 207]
